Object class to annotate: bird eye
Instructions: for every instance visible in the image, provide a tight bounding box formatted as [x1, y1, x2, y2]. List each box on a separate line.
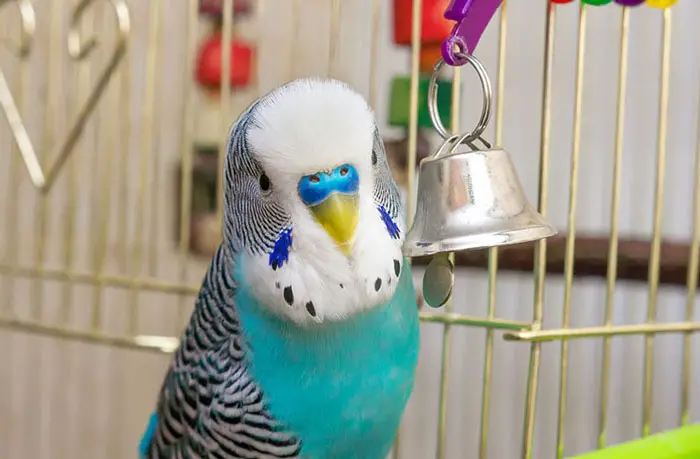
[340, 167, 349, 176]
[259, 173, 271, 192]
[309, 174, 320, 183]
[371, 150, 377, 166]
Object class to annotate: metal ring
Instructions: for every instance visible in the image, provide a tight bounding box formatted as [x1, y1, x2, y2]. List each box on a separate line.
[432, 133, 463, 159]
[432, 131, 492, 161]
[428, 51, 493, 143]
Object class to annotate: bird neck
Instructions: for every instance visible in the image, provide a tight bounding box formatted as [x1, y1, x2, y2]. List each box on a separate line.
[232, 259, 418, 366]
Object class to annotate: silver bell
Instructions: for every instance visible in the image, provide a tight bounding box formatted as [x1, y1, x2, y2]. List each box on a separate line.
[402, 143, 556, 257]
[402, 52, 556, 258]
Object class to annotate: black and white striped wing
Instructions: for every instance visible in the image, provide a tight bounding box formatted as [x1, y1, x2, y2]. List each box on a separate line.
[144, 246, 301, 459]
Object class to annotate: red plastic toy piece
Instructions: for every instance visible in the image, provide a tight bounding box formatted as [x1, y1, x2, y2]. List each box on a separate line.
[196, 33, 254, 89]
[199, 0, 253, 16]
[393, 0, 453, 46]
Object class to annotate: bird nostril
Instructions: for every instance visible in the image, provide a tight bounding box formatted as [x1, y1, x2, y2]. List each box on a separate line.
[340, 167, 349, 176]
[309, 175, 320, 183]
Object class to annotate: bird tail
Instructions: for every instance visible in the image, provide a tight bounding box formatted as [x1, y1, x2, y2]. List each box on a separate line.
[138, 412, 159, 458]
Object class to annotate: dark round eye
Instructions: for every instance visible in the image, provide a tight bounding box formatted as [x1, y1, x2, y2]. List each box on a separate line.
[309, 174, 320, 183]
[259, 173, 271, 192]
[371, 150, 377, 165]
[340, 167, 349, 176]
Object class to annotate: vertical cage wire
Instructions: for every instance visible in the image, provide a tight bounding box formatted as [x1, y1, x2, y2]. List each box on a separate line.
[435, 63, 461, 459]
[176, 0, 200, 331]
[642, 7, 672, 440]
[405, 0, 422, 227]
[681, 62, 700, 429]
[0, 2, 29, 451]
[598, 5, 630, 450]
[216, 0, 233, 231]
[91, 3, 123, 332]
[521, 2, 556, 458]
[128, 0, 160, 336]
[478, 3, 507, 459]
[431, 2, 465, 453]
[146, 2, 164, 280]
[556, 4, 587, 458]
[31, 2, 63, 455]
[117, 0, 133, 279]
[0, 3, 29, 321]
[29, 0, 60, 324]
[62, 0, 91, 328]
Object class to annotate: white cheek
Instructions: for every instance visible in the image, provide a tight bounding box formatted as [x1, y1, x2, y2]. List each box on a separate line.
[351, 202, 405, 307]
[239, 244, 364, 326]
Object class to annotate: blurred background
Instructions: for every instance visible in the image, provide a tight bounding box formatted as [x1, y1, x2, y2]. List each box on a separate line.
[1, 0, 699, 458]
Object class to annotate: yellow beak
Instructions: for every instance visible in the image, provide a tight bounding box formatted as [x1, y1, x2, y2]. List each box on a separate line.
[308, 193, 359, 255]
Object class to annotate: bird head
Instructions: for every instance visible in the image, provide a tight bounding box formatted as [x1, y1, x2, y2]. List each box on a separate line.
[223, 78, 407, 326]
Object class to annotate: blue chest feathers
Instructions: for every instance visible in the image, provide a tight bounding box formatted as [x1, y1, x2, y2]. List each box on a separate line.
[234, 265, 420, 459]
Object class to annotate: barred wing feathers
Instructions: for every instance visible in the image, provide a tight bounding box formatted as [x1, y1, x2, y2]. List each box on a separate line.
[141, 245, 301, 459]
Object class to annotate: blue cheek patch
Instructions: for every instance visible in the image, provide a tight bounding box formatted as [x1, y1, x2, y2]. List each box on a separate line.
[378, 205, 401, 240]
[269, 227, 293, 270]
[298, 164, 359, 206]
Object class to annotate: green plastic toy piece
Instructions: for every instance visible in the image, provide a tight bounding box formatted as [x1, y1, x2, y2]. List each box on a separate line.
[388, 75, 454, 129]
[566, 424, 700, 459]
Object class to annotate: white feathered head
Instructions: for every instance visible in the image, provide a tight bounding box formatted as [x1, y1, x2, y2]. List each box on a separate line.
[223, 78, 407, 326]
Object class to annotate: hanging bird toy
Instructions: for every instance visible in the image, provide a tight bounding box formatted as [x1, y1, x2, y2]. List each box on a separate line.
[403, 0, 557, 308]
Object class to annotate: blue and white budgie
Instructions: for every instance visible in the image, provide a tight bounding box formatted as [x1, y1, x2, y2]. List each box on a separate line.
[139, 78, 420, 459]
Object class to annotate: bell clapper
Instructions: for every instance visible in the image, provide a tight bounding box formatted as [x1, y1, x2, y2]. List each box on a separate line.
[422, 253, 455, 308]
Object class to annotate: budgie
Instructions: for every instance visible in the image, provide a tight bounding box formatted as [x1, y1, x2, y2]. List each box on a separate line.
[139, 78, 420, 459]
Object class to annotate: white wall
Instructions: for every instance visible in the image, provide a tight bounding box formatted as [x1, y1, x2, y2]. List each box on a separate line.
[1, 1, 699, 458]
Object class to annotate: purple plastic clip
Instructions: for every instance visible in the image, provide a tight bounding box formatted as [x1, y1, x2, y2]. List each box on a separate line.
[441, 0, 503, 66]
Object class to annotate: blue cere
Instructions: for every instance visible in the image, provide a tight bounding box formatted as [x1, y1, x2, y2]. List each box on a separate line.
[298, 164, 359, 206]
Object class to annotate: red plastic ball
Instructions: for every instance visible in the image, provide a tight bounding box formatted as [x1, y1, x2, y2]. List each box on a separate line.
[393, 0, 453, 47]
[195, 33, 254, 89]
